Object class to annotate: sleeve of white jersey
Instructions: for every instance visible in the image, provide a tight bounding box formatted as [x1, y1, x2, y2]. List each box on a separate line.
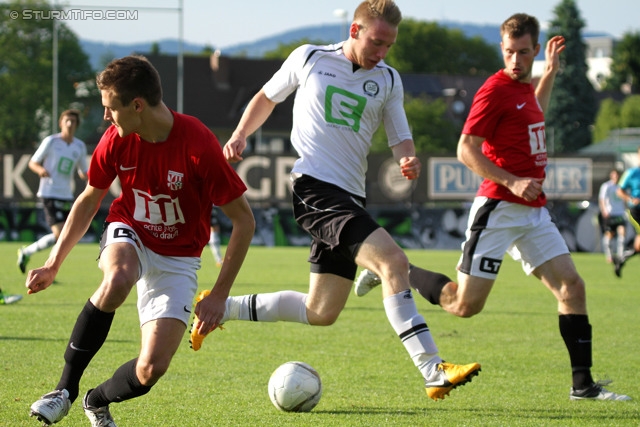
[262, 44, 311, 103]
[382, 69, 413, 147]
[30, 135, 53, 163]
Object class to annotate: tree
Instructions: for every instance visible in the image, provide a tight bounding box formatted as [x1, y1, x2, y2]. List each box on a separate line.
[545, 0, 598, 153]
[605, 31, 640, 94]
[264, 38, 331, 60]
[0, 0, 94, 150]
[593, 96, 640, 142]
[593, 98, 621, 142]
[620, 95, 640, 127]
[371, 95, 459, 154]
[263, 20, 501, 76]
[385, 19, 502, 75]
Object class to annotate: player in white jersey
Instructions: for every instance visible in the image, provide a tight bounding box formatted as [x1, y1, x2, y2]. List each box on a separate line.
[18, 109, 88, 273]
[598, 169, 627, 266]
[212, 0, 481, 401]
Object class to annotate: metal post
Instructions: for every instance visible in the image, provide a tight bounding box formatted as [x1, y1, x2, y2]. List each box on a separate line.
[177, 0, 184, 113]
[52, 14, 59, 132]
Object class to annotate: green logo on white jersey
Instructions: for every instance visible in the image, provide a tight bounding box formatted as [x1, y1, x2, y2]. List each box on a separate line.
[325, 85, 366, 132]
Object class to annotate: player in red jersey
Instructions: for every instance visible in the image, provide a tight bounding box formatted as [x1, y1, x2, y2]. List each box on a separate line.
[27, 55, 255, 426]
[355, 13, 630, 401]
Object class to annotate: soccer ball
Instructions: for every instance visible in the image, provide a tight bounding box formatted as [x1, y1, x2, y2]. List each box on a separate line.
[267, 361, 322, 412]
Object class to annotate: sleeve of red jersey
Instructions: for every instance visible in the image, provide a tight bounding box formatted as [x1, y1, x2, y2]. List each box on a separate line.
[88, 126, 119, 190]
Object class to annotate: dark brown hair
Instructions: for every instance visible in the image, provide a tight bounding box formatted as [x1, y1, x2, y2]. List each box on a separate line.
[501, 13, 540, 47]
[96, 55, 162, 107]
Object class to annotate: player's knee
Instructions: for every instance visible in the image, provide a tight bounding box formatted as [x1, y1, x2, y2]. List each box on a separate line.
[307, 309, 340, 326]
[563, 275, 586, 303]
[136, 359, 170, 386]
[456, 303, 483, 318]
[377, 251, 410, 281]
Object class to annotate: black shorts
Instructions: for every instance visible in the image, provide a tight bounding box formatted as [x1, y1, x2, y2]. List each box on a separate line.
[42, 198, 72, 227]
[602, 215, 626, 233]
[291, 174, 380, 280]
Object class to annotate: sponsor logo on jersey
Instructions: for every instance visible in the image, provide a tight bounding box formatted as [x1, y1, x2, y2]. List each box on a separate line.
[168, 170, 184, 191]
[324, 85, 366, 132]
[363, 80, 379, 97]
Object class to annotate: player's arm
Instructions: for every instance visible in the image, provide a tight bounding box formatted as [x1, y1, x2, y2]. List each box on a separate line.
[28, 160, 49, 178]
[535, 35, 565, 113]
[26, 184, 108, 294]
[195, 195, 255, 333]
[390, 139, 421, 180]
[224, 89, 278, 163]
[457, 133, 543, 203]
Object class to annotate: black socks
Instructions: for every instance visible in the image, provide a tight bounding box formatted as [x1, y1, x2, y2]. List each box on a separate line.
[57, 300, 114, 402]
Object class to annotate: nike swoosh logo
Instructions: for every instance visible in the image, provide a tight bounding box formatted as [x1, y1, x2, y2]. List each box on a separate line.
[69, 342, 90, 352]
[516, 103, 526, 110]
[119, 165, 136, 171]
[183, 305, 192, 313]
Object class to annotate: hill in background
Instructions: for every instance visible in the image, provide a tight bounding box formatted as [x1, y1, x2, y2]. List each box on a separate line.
[80, 21, 610, 70]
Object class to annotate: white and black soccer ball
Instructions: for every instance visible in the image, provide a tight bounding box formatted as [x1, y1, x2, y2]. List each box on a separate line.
[267, 361, 322, 412]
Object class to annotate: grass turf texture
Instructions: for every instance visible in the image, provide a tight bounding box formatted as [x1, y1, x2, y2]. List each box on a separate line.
[1, 242, 639, 426]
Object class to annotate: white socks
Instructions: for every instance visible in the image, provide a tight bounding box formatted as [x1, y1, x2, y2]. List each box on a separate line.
[224, 291, 309, 324]
[383, 290, 442, 378]
[24, 233, 56, 256]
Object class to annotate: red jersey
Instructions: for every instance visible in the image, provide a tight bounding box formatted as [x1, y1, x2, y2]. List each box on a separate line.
[89, 111, 247, 257]
[462, 70, 547, 207]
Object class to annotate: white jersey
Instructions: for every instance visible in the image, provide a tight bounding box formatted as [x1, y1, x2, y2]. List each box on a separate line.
[31, 133, 88, 200]
[262, 42, 412, 198]
[599, 180, 626, 217]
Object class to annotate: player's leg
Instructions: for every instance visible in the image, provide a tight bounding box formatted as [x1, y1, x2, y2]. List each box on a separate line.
[524, 212, 629, 400]
[17, 199, 63, 273]
[356, 226, 480, 400]
[82, 318, 185, 425]
[615, 223, 626, 260]
[602, 228, 613, 263]
[30, 223, 141, 425]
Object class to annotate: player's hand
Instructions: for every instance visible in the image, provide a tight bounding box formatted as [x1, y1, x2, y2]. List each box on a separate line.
[545, 35, 566, 73]
[25, 267, 56, 294]
[194, 290, 227, 334]
[400, 156, 421, 180]
[223, 137, 247, 163]
[510, 177, 544, 202]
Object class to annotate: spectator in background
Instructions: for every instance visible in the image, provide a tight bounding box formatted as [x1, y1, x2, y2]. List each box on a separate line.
[18, 109, 88, 274]
[209, 206, 224, 267]
[598, 169, 627, 265]
[0, 287, 22, 305]
[614, 146, 640, 277]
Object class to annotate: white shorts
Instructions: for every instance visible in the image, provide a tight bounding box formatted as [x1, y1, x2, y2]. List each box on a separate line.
[100, 222, 201, 327]
[457, 198, 569, 279]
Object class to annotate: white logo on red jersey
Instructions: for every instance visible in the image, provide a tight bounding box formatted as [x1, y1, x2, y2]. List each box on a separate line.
[528, 121, 546, 155]
[132, 189, 185, 226]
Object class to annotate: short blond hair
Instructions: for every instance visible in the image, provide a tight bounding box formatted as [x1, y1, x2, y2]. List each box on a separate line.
[353, 0, 402, 28]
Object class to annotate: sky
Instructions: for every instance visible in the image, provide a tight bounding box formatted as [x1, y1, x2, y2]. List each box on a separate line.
[11, 0, 640, 48]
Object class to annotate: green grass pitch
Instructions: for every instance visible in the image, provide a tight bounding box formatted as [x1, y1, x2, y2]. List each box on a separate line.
[1, 242, 639, 426]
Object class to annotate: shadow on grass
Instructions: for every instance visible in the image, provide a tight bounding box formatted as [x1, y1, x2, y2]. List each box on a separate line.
[315, 405, 639, 422]
[0, 336, 137, 344]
